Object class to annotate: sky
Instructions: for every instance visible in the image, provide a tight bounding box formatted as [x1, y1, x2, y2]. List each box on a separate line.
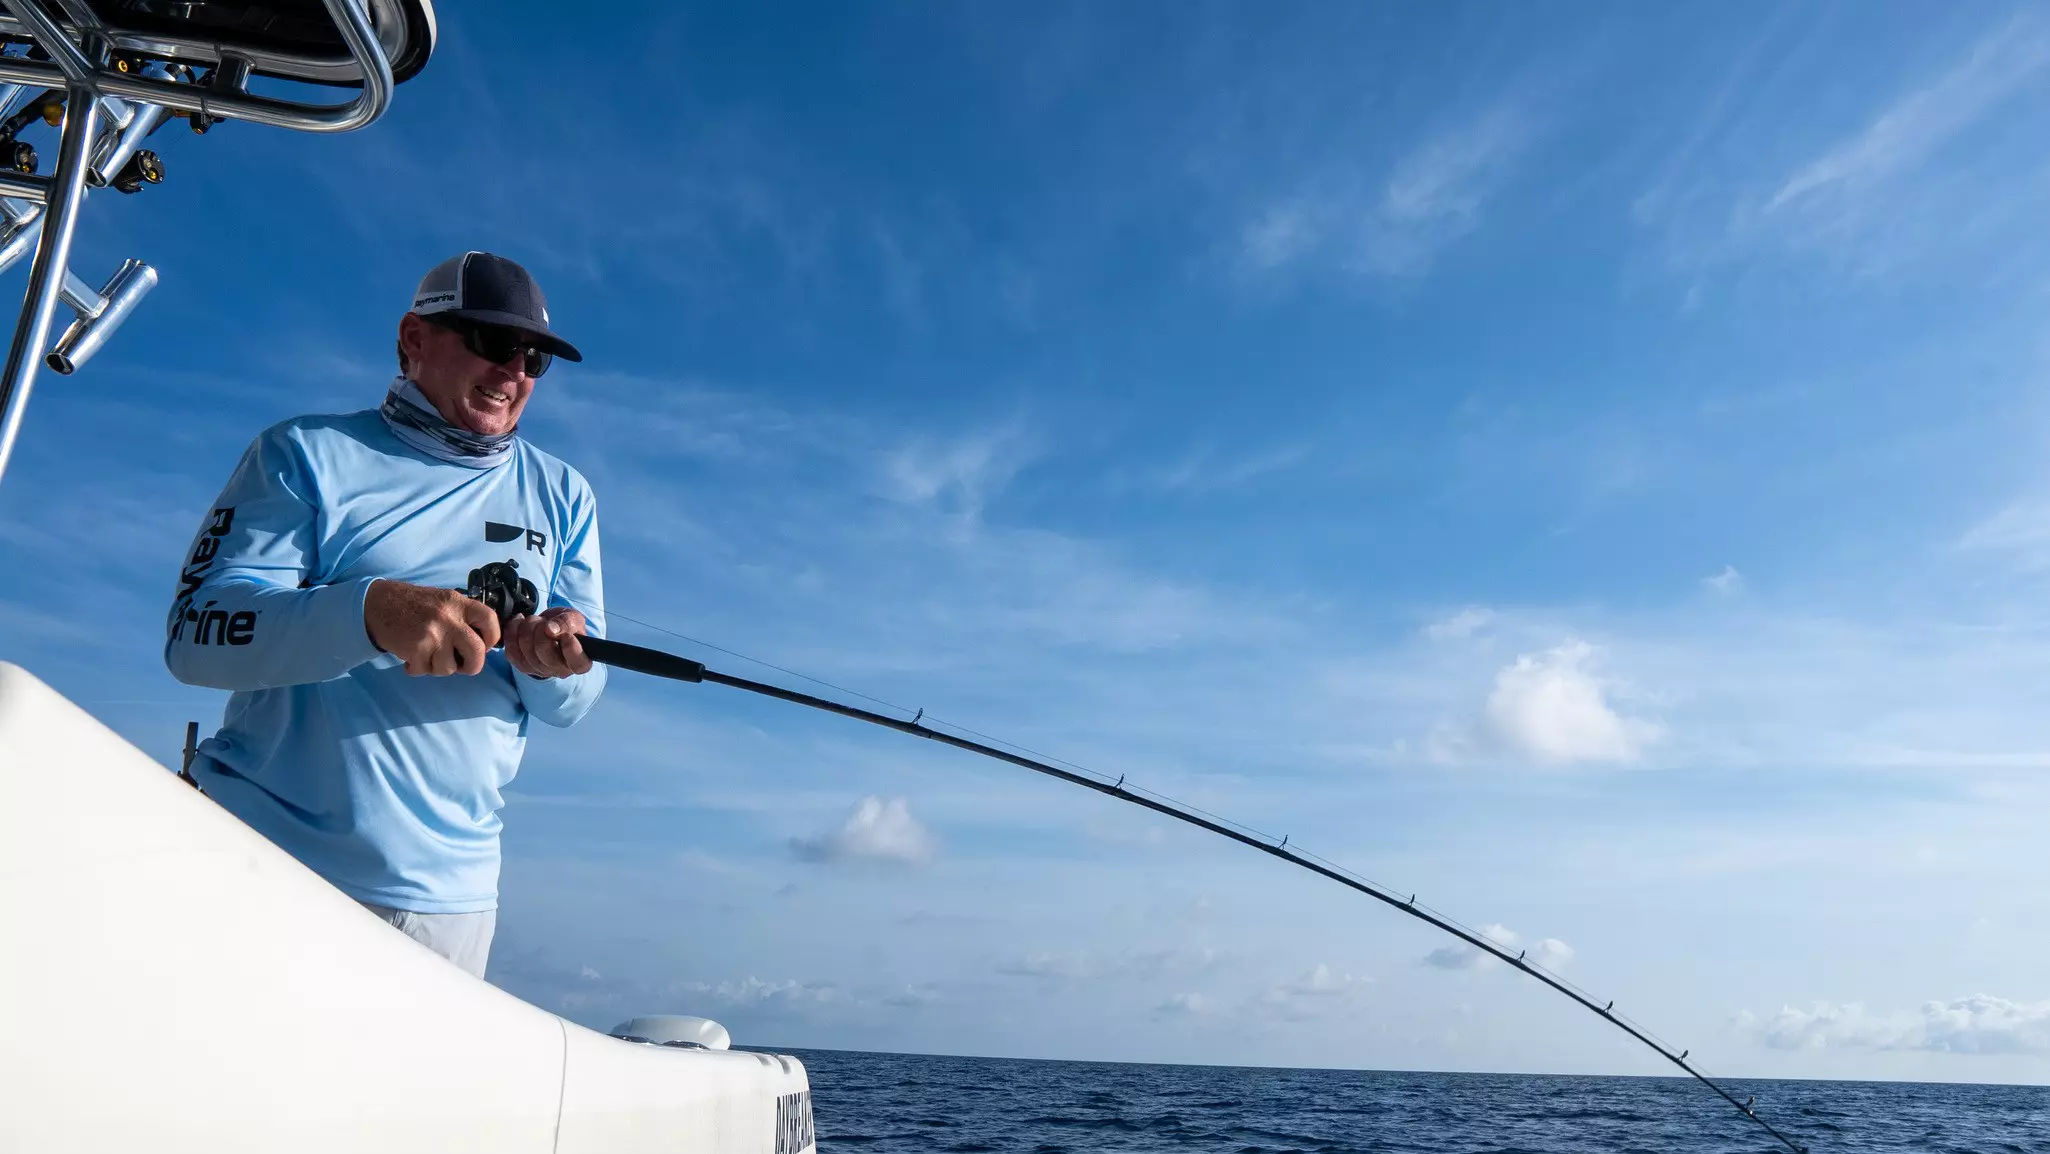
[4, 0, 2050, 1088]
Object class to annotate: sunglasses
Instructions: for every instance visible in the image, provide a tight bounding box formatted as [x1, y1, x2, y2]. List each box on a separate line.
[425, 315, 554, 378]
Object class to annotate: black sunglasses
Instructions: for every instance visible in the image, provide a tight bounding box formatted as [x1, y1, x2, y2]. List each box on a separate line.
[425, 315, 554, 378]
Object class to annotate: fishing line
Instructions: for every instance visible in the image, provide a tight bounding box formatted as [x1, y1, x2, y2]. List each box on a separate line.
[483, 565, 1809, 1153]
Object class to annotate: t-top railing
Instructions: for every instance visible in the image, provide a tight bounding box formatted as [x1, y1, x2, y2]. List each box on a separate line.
[0, 0, 418, 490]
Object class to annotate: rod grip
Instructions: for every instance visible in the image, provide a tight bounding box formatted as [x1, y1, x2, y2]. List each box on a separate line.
[579, 634, 705, 683]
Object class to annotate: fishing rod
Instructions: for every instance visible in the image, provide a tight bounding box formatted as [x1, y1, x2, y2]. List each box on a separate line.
[467, 560, 1809, 1154]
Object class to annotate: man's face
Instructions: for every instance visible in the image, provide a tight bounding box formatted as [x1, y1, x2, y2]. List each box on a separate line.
[397, 312, 537, 437]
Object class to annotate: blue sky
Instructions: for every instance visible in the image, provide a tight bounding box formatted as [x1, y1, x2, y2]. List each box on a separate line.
[6, 0, 2050, 1084]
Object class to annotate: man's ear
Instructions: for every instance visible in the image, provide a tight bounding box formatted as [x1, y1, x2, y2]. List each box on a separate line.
[397, 312, 430, 370]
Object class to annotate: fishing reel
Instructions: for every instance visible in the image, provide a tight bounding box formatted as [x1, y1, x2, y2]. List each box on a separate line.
[464, 558, 537, 628]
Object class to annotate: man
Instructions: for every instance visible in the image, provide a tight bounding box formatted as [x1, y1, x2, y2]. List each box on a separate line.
[165, 251, 607, 979]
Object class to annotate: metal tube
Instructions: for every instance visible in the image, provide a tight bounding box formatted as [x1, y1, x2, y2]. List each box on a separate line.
[0, 85, 96, 488]
[0, 0, 394, 134]
[0, 171, 51, 203]
[0, 0, 94, 86]
[90, 100, 167, 186]
[0, 206, 39, 275]
[57, 269, 104, 319]
[47, 258, 153, 373]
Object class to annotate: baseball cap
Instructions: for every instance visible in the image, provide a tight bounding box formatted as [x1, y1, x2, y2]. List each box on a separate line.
[409, 251, 583, 362]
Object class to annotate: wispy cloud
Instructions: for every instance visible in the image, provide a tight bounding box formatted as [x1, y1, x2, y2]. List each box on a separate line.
[1764, 25, 2050, 217]
[1702, 565, 1744, 596]
[1155, 992, 1217, 1017]
[1236, 99, 1535, 281]
[1747, 995, 2050, 1055]
[1261, 963, 1373, 1019]
[1424, 606, 1496, 642]
[1638, 14, 2050, 279]
[1358, 104, 1533, 277]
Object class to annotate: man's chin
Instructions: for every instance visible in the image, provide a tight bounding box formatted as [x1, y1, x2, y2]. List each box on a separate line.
[458, 404, 521, 437]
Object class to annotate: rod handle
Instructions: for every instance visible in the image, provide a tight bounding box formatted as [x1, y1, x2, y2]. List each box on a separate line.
[579, 634, 705, 683]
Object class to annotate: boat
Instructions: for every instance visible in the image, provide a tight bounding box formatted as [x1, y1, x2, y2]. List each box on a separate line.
[0, 4, 815, 1151]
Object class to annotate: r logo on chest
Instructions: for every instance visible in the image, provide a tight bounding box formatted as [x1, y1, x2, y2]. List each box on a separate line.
[486, 520, 547, 556]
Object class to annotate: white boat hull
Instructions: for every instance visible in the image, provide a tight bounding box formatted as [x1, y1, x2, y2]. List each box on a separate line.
[0, 661, 813, 1153]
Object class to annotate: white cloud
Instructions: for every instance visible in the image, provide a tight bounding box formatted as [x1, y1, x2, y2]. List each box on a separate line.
[882, 984, 942, 1008]
[880, 428, 1031, 516]
[1958, 498, 2050, 569]
[1240, 200, 1319, 273]
[996, 951, 1087, 982]
[790, 796, 936, 865]
[1236, 101, 1533, 281]
[1266, 962, 1371, 1000]
[682, 975, 840, 1008]
[1748, 995, 2050, 1055]
[1766, 27, 2050, 217]
[1423, 922, 1521, 970]
[1703, 565, 1744, 595]
[1479, 641, 1660, 765]
[1425, 606, 1495, 641]
[1360, 105, 1530, 277]
[1156, 992, 1216, 1017]
[1422, 925, 1572, 971]
[995, 946, 1221, 986]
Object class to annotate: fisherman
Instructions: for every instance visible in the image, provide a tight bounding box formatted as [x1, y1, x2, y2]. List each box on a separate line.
[163, 252, 605, 978]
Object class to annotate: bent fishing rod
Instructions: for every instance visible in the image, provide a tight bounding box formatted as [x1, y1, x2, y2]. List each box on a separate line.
[467, 560, 1809, 1154]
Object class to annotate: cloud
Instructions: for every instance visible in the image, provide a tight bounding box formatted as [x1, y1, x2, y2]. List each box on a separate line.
[1958, 498, 2050, 569]
[1765, 26, 2050, 218]
[1425, 606, 1495, 641]
[880, 427, 1033, 517]
[996, 951, 1088, 982]
[681, 976, 842, 1010]
[1358, 105, 1531, 277]
[881, 983, 942, 1008]
[1422, 925, 1572, 971]
[1237, 100, 1533, 280]
[995, 946, 1221, 986]
[789, 796, 936, 865]
[1477, 641, 1660, 765]
[1156, 992, 1216, 1017]
[1703, 565, 1744, 595]
[1748, 995, 2050, 1055]
[1267, 963, 1371, 1000]
[1138, 442, 1311, 495]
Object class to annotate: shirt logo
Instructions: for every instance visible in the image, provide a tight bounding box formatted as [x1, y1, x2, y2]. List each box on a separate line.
[486, 520, 547, 555]
[169, 506, 256, 646]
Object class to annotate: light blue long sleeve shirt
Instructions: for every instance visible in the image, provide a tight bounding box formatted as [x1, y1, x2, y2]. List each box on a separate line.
[165, 409, 607, 913]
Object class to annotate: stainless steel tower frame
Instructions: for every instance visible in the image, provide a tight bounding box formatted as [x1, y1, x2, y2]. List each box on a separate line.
[0, 0, 402, 489]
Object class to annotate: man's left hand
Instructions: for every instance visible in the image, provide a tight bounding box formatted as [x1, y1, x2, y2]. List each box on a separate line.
[504, 607, 593, 680]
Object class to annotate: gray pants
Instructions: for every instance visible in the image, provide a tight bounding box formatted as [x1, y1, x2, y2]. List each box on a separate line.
[360, 902, 496, 978]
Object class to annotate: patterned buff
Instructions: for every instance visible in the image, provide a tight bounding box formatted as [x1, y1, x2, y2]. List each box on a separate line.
[379, 376, 517, 469]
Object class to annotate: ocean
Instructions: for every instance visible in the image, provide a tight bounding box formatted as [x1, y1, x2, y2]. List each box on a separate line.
[781, 1048, 2050, 1154]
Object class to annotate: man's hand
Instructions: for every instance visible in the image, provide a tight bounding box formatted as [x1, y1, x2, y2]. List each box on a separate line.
[504, 607, 592, 680]
[364, 579, 503, 676]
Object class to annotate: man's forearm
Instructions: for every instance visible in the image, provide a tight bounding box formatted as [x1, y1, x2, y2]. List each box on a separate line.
[164, 575, 384, 692]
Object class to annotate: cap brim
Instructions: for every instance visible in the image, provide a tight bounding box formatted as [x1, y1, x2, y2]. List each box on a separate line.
[443, 308, 584, 362]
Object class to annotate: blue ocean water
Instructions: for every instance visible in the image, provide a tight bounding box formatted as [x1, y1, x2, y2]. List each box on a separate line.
[782, 1048, 2050, 1154]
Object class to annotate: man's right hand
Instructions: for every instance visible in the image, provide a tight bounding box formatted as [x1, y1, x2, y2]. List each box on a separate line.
[364, 579, 504, 676]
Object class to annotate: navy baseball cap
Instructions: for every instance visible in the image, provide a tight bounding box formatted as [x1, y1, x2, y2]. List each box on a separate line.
[409, 251, 583, 362]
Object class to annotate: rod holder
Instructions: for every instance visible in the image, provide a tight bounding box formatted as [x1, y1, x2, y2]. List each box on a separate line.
[45, 257, 154, 373]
